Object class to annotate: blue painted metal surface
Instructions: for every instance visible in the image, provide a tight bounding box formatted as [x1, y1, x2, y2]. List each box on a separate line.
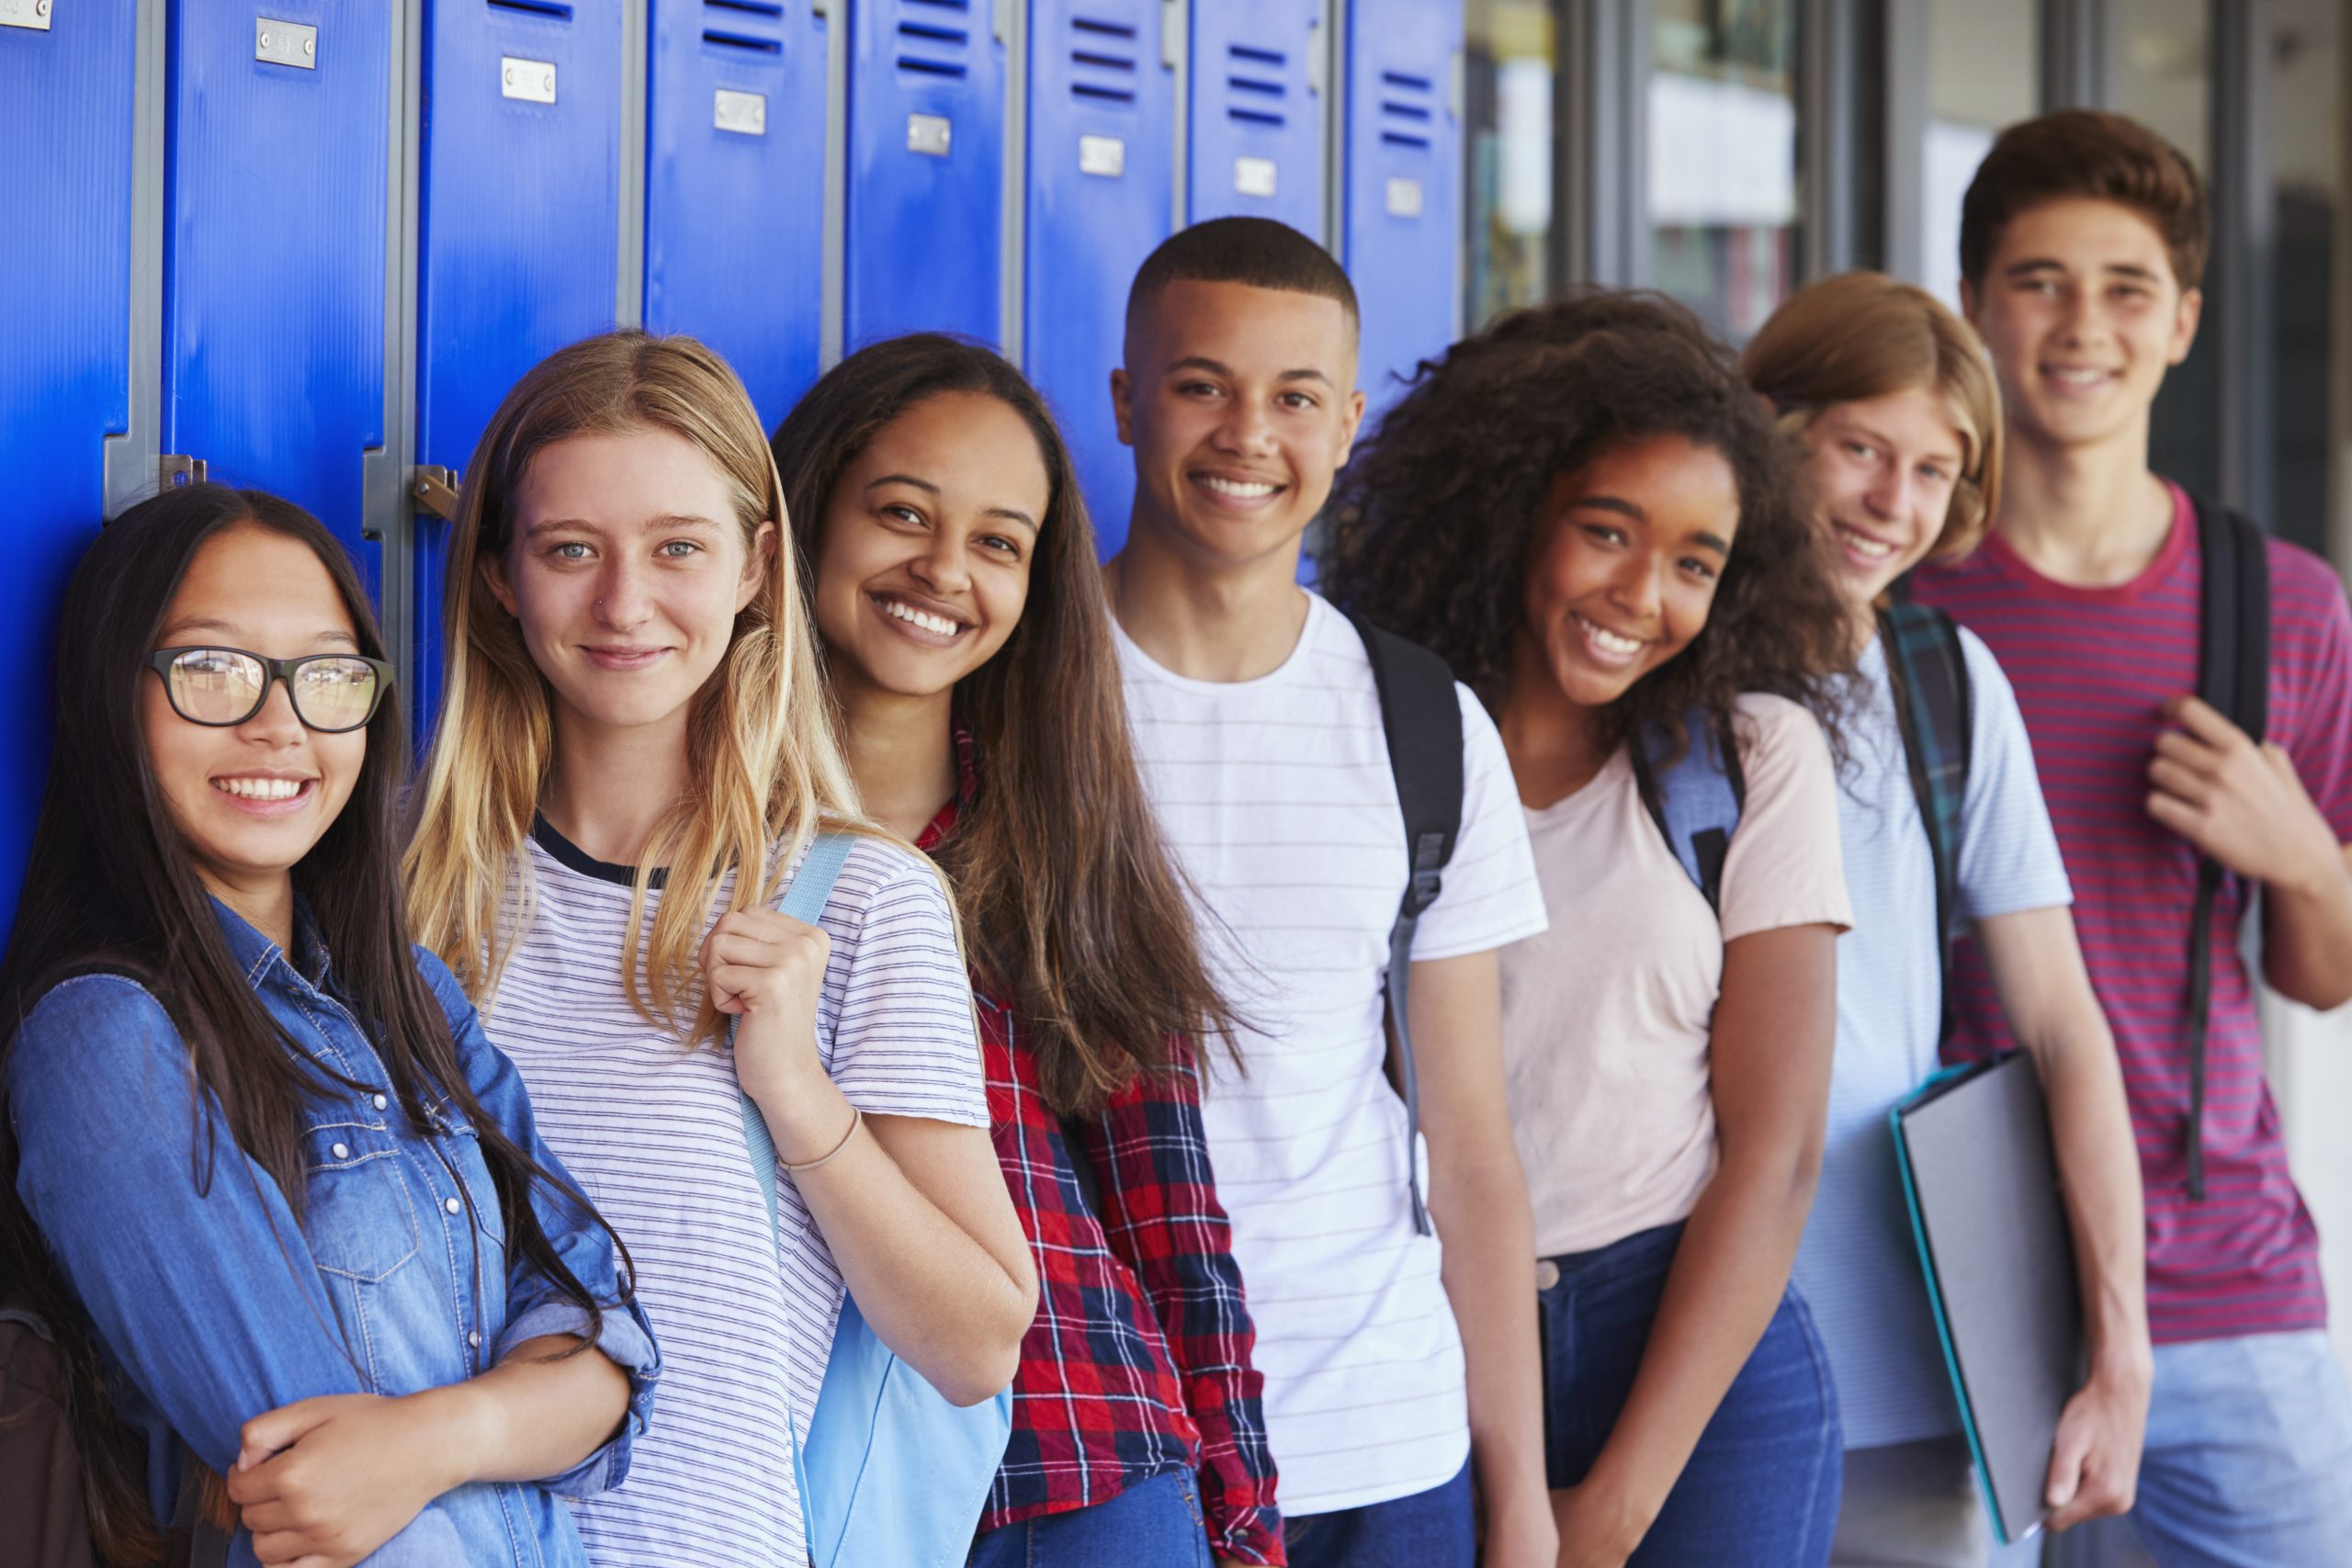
[1342, 0, 1457, 427]
[164, 0, 390, 583]
[416, 0, 624, 729]
[645, 0, 829, 429]
[1184, 0, 1320, 235]
[0, 4, 137, 921]
[844, 0, 1007, 349]
[1023, 0, 1172, 557]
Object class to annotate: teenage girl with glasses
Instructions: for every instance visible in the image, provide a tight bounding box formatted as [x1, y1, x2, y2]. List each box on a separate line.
[0, 483, 656, 1568]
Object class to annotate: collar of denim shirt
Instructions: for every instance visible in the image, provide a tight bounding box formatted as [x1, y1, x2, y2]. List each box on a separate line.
[209, 893, 335, 993]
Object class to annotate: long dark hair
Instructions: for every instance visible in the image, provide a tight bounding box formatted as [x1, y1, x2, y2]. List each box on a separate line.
[0, 485, 624, 1564]
[1322, 291, 1851, 761]
[774, 334, 1238, 1114]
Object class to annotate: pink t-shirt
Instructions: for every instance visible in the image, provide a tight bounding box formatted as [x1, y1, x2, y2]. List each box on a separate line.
[1501, 694, 1853, 1258]
[1915, 483, 2352, 1344]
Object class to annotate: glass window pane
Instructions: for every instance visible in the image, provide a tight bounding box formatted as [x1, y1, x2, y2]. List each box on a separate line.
[2267, 0, 2342, 560]
[1922, 0, 2038, 308]
[1648, 0, 1797, 343]
[1464, 0, 1558, 328]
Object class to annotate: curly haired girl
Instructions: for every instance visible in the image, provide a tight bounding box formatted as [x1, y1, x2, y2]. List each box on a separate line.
[1324, 291, 1855, 1568]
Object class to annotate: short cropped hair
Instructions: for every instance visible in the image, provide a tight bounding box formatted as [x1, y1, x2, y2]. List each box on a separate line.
[1125, 217, 1360, 339]
[1959, 109, 2209, 290]
[1744, 271, 2004, 562]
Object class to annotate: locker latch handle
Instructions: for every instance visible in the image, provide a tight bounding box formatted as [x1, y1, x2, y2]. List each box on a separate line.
[160, 455, 209, 489]
[413, 466, 463, 523]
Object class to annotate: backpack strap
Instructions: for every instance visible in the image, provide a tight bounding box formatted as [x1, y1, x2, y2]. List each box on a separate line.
[1628, 707, 1747, 915]
[2183, 498, 2270, 1201]
[1345, 610, 1464, 1239]
[1879, 602, 1974, 1047]
[742, 831, 861, 1245]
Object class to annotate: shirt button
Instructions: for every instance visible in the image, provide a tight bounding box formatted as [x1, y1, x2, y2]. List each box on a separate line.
[372, 1093, 388, 1111]
[445, 1197, 463, 1215]
[469, 1330, 482, 1348]
[330, 1143, 349, 1160]
[1535, 1259, 1561, 1292]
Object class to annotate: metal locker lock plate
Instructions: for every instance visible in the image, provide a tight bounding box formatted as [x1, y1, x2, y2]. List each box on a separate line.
[1385, 176, 1424, 219]
[0, 0, 53, 35]
[906, 112, 952, 157]
[714, 88, 767, 136]
[255, 17, 317, 68]
[502, 56, 557, 104]
[1079, 134, 1125, 178]
[1233, 155, 1278, 199]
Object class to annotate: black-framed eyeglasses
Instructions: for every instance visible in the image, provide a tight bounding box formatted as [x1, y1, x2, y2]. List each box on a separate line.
[148, 647, 393, 734]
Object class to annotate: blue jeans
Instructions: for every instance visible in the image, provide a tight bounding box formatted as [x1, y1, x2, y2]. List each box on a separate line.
[1539, 1221, 1842, 1567]
[1283, 1459, 1474, 1568]
[967, 1471, 1214, 1568]
[2047, 1329, 2352, 1568]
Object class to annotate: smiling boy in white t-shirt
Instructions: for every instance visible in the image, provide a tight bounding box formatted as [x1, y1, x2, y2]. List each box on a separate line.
[1101, 217, 1554, 1568]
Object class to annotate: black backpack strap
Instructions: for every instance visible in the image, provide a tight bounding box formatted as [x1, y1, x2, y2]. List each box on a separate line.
[2182, 497, 2270, 1201]
[1346, 610, 1464, 1238]
[1627, 707, 1747, 915]
[1879, 602, 1974, 1047]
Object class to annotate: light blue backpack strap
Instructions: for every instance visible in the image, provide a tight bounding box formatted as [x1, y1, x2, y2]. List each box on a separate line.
[734, 832, 857, 1537]
[741, 830, 859, 1240]
[1628, 707, 1746, 914]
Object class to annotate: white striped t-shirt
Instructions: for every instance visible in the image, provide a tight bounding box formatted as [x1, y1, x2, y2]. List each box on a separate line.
[1114, 591, 1549, 1516]
[484, 824, 988, 1568]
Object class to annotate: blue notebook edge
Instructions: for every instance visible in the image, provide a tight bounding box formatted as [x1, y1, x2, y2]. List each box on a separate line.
[1889, 1054, 2040, 1548]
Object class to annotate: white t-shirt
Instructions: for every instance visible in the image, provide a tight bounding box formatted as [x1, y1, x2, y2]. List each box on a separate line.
[1793, 629, 2073, 1449]
[485, 825, 988, 1568]
[1114, 591, 1549, 1515]
[1502, 694, 1853, 1257]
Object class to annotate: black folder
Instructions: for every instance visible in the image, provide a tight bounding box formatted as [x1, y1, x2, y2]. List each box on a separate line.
[1890, 1050, 2082, 1547]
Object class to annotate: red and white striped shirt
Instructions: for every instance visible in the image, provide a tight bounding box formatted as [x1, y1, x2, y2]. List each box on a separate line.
[1915, 483, 2352, 1345]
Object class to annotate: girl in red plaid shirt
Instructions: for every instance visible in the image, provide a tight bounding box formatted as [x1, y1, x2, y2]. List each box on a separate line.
[773, 333, 1284, 1567]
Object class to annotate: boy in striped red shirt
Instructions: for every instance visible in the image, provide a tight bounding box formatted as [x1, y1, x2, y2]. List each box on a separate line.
[1915, 110, 2352, 1565]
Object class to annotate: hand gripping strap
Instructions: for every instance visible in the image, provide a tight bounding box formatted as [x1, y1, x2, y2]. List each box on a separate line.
[742, 831, 860, 1250]
[1346, 611, 1464, 1238]
[2183, 501, 2270, 1201]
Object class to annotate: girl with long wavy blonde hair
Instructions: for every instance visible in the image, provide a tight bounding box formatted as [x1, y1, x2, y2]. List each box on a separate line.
[405, 330, 1035, 1568]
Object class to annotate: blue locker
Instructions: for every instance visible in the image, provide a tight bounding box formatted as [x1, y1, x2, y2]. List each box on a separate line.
[1185, 0, 1320, 235]
[1342, 0, 1457, 423]
[165, 2, 391, 580]
[416, 0, 624, 726]
[1024, 0, 1174, 557]
[645, 0, 829, 429]
[0, 1, 137, 920]
[845, 0, 1007, 349]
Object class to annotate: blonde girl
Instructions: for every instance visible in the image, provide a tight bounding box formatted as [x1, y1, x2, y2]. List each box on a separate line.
[407, 330, 1036, 1568]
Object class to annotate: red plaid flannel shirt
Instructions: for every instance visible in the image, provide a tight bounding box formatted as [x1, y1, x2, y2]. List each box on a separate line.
[920, 761, 1283, 1562]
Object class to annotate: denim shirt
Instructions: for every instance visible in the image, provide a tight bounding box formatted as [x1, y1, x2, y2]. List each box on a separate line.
[6, 900, 661, 1568]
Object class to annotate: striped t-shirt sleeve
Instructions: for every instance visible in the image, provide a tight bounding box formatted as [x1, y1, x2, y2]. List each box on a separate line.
[814, 837, 989, 1127]
[1409, 686, 1550, 962]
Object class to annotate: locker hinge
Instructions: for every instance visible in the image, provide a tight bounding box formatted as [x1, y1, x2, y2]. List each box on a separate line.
[1160, 0, 1182, 70]
[991, 0, 1012, 45]
[1306, 14, 1325, 98]
[809, 0, 828, 17]
[1449, 48, 1464, 120]
[413, 466, 463, 522]
[159, 455, 209, 488]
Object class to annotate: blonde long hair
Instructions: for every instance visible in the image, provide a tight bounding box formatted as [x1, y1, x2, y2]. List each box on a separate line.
[405, 330, 866, 1041]
[1742, 270, 2006, 563]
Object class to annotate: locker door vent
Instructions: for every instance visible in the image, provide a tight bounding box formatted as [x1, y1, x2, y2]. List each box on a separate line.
[1377, 68, 1434, 149]
[1225, 43, 1287, 128]
[896, 0, 973, 77]
[706, 0, 786, 52]
[1069, 16, 1138, 106]
[487, 0, 576, 18]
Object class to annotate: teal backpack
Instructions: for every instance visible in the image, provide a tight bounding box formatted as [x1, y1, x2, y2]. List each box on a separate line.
[738, 830, 1013, 1568]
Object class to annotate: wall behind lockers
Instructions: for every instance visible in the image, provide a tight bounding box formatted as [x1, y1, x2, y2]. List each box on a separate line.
[0, 0, 1465, 921]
